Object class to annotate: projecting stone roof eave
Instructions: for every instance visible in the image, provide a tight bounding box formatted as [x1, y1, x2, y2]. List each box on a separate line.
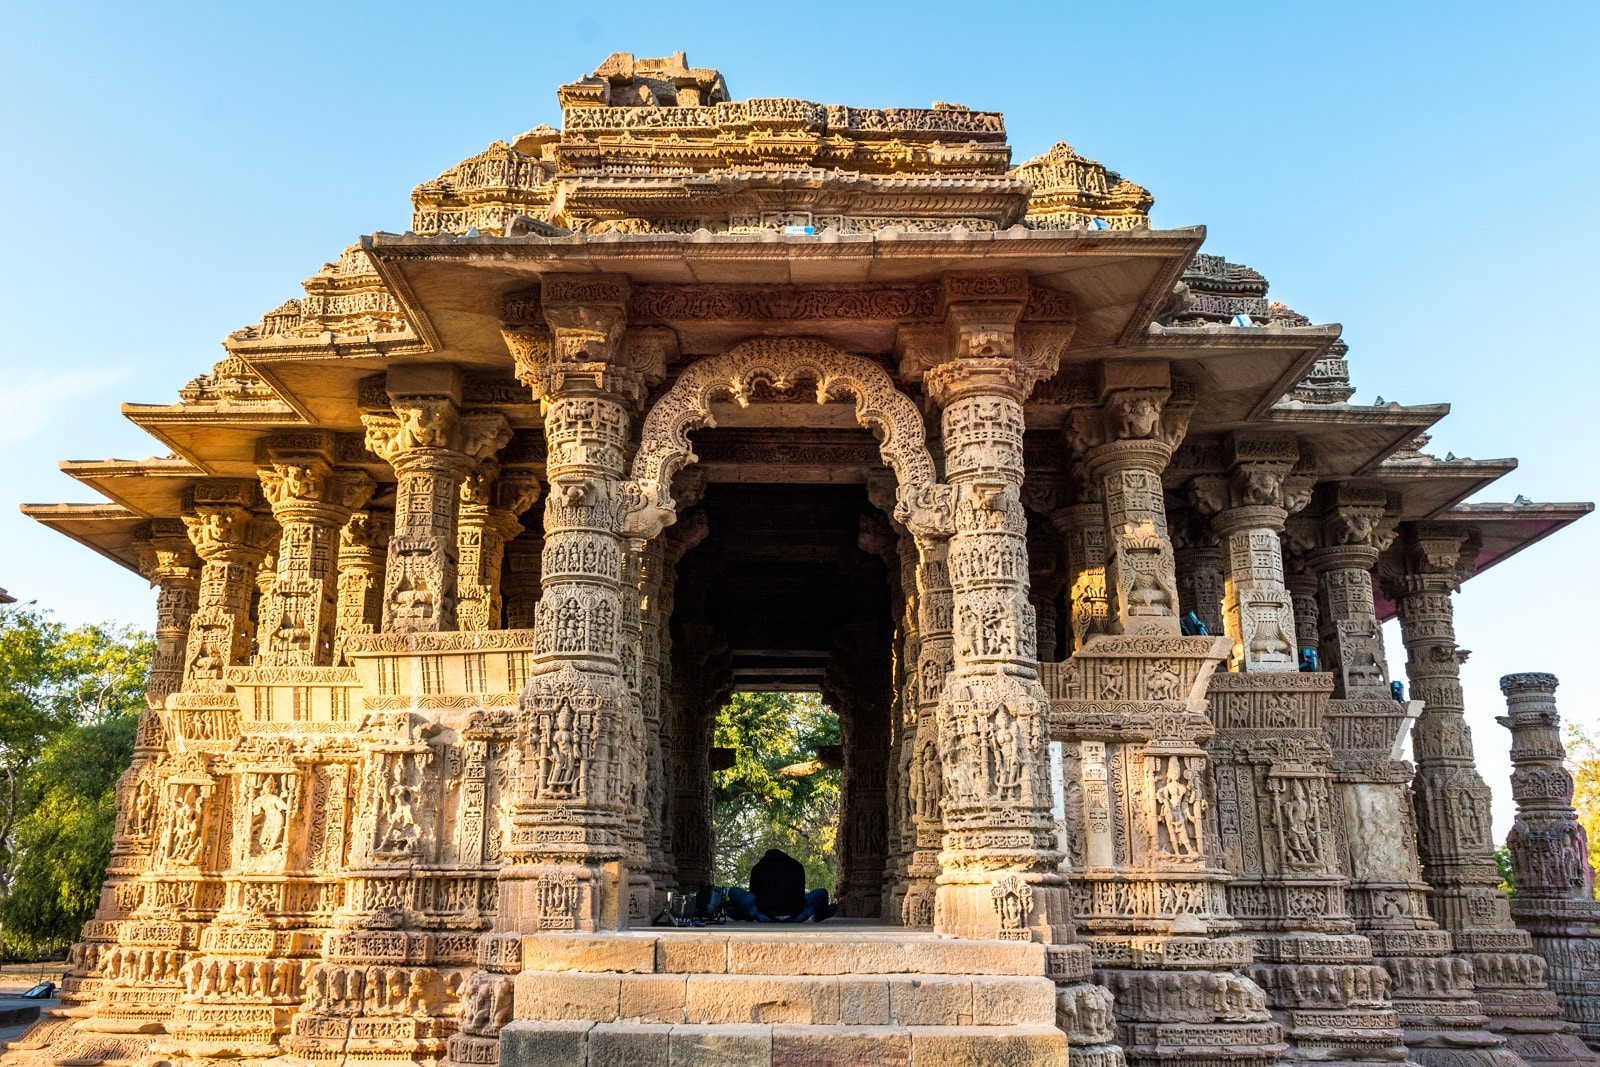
[120, 402, 309, 475]
[19, 501, 149, 577]
[57, 456, 207, 521]
[1370, 456, 1520, 520]
[360, 225, 1206, 367]
[1373, 499, 1591, 621]
[1250, 401, 1452, 477]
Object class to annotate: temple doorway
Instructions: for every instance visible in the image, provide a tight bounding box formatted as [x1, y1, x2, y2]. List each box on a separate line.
[667, 480, 897, 917]
[708, 691, 840, 897]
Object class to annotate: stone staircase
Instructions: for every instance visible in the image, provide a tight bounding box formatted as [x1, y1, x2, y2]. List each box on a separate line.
[498, 926, 1072, 1066]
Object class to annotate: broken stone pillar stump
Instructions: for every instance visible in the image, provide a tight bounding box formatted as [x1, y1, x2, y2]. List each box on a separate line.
[1500, 673, 1600, 1051]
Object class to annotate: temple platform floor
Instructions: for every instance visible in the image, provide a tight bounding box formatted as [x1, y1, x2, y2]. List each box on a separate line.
[502, 925, 1071, 1066]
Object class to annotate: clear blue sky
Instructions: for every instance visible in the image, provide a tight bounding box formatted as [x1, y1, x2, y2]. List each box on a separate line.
[3, 1, 1597, 837]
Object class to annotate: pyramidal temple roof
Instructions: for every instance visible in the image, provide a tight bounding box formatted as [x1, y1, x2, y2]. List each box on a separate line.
[408, 51, 1151, 238]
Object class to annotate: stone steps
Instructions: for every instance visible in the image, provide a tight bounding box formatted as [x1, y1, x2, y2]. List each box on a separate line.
[500, 1020, 1071, 1066]
[501, 929, 1072, 1065]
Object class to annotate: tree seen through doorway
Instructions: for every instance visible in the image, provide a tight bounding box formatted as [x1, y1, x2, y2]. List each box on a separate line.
[711, 692, 840, 894]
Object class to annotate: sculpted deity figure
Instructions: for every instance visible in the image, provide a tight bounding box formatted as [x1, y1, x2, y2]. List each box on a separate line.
[990, 702, 1024, 802]
[1156, 756, 1203, 857]
[169, 785, 204, 863]
[127, 775, 156, 838]
[1277, 778, 1320, 868]
[250, 775, 291, 857]
[380, 757, 422, 852]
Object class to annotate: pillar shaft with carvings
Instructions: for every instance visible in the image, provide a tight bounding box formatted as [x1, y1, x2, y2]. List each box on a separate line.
[1072, 377, 1192, 637]
[334, 508, 390, 654]
[1170, 506, 1225, 638]
[922, 271, 1068, 942]
[1312, 489, 1395, 699]
[179, 481, 275, 694]
[1387, 524, 1591, 1064]
[362, 367, 511, 635]
[1051, 501, 1110, 655]
[256, 435, 374, 666]
[136, 521, 201, 716]
[502, 530, 544, 631]
[1191, 434, 1306, 673]
[457, 461, 540, 632]
[1499, 673, 1600, 1051]
[496, 274, 664, 932]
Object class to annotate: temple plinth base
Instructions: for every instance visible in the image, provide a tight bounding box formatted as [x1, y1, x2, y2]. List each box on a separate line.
[487, 926, 1077, 1066]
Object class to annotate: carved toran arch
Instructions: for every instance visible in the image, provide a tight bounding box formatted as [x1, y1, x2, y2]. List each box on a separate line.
[622, 337, 948, 538]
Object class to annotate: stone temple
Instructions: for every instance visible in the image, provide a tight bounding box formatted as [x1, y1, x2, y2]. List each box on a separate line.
[13, 51, 1600, 1067]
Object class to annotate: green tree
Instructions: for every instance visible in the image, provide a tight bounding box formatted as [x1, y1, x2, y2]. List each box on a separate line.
[1494, 844, 1515, 897]
[0, 604, 151, 956]
[711, 692, 840, 892]
[1566, 721, 1600, 897]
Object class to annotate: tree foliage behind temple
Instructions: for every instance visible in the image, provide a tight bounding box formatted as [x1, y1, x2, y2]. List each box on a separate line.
[0, 604, 151, 957]
[711, 692, 840, 894]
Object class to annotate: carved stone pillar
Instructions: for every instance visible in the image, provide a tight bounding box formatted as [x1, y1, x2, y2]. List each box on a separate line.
[1311, 490, 1394, 699]
[1499, 673, 1600, 1051]
[362, 366, 511, 635]
[1170, 506, 1224, 638]
[921, 273, 1069, 943]
[457, 461, 541, 632]
[494, 274, 663, 933]
[1051, 502, 1109, 655]
[179, 480, 275, 694]
[256, 435, 375, 666]
[334, 508, 390, 655]
[136, 521, 201, 715]
[1387, 524, 1593, 1065]
[1029, 526, 1064, 663]
[1191, 434, 1305, 673]
[1283, 516, 1321, 667]
[902, 533, 952, 928]
[501, 530, 544, 631]
[1065, 376, 1285, 1067]
[1323, 693, 1515, 1066]
[1071, 373, 1192, 637]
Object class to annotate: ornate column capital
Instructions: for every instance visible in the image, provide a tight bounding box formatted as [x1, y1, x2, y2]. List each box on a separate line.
[182, 482, 276, 566]
[500, 276, 667, 410]
[136, 519, 201, 584]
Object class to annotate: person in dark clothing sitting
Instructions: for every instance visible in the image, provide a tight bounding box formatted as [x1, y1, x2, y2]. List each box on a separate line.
[726, 848, 838, 922]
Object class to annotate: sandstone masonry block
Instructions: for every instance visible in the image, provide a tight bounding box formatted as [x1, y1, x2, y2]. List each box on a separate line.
[669, 1023, 773, 1067]
[888, 976, 974, 1027]
[588, 1022, 672, 1066]
[513, 972, 622, 1023]
[684, 975, 839, 1026]
[908, 1024, 1070, 1067]
[970, 975, 1057, 1026]
[521, 934, 656, 974]
[499, 1020, 593, 1067]
[619, 974, 688, 1024]
[772, 1024, 912, 1067]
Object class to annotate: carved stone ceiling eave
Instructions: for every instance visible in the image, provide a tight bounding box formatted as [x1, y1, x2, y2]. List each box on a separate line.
[1021, 325, 1343, 434]
[120, 405, 310, 479]
[1249, 403, 1451, 477]
[224, 332, 435, 425]
[18, 503, 148, 577]
[1366, 457, 1521, 520]
[57, 458, 203, 523]
[359, 225, 1205, 367]
[1371, 501, 1592, 621]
